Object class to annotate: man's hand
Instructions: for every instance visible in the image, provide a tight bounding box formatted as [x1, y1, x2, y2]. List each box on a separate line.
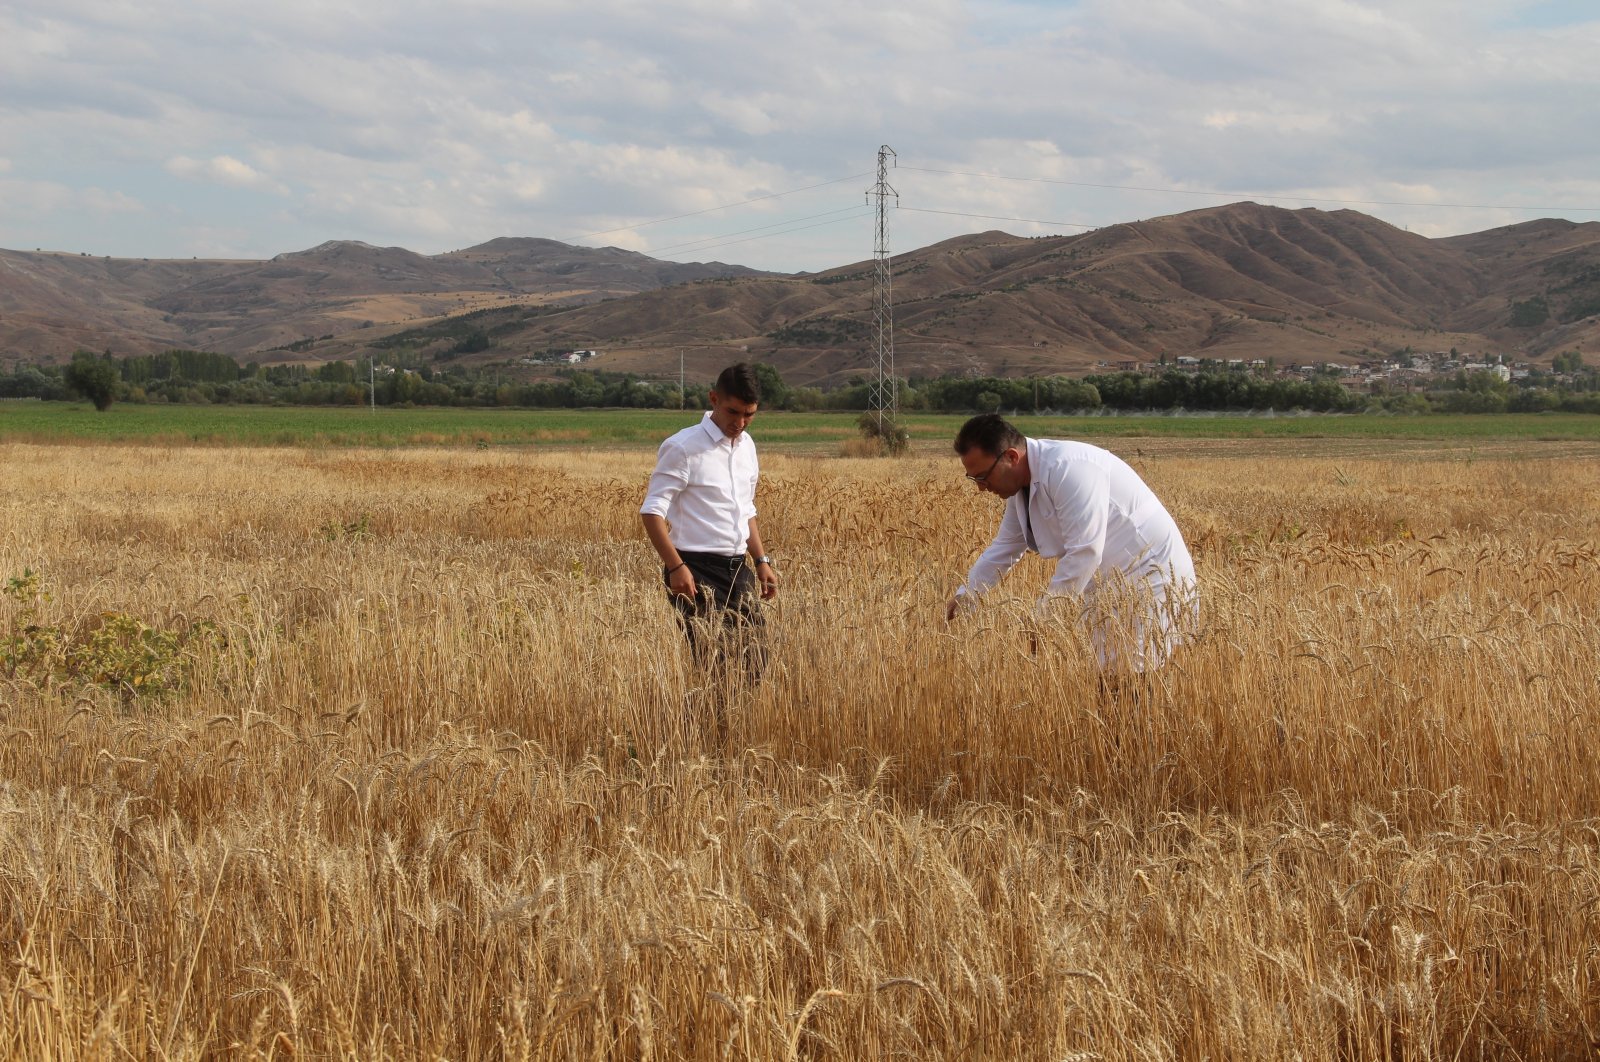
[945, 594, 974, 622]
[757, 561, 779, 599]
[667, 563, 697, 599]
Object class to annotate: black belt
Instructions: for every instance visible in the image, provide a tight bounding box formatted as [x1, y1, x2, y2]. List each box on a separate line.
[677, 551, 747, 568]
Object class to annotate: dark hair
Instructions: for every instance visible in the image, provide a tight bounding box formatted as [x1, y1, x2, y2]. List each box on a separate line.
[713, 363, 762, 405]
[953, 413, 1024, 456]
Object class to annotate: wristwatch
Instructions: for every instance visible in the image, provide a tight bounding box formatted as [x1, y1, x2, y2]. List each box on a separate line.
[754, 555, 774, 567]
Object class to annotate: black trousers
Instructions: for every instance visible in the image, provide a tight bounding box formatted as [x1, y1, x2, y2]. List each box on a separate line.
[666, 552, 768, 683]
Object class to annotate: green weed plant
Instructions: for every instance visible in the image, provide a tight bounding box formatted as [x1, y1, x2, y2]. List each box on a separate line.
[3, 570, 216, 702]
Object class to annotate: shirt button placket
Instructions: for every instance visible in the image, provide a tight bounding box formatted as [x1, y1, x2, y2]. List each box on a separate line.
[728, 443, 738, 549]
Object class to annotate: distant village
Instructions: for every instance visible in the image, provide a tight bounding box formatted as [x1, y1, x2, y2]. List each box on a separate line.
[519, 349, 600, 367]
[1094, 350, 1551, 391]
[517, 346, 1581, 393]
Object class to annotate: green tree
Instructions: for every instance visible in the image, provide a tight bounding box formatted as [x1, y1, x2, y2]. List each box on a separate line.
[1509, 296, 1549, 328]
[787, 386, 823, 411]
[64, 351, 119, 411]
[316, 360, 357, 384]
[567, 372, 605, 407]
[450, 330, 490, 356]
[751, 363, 789, 408]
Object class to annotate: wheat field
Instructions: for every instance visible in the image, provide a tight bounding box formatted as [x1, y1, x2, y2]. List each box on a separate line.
[1, 435, 1598, 1060]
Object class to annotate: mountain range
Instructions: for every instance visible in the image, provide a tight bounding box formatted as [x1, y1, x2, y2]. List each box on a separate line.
[0, 237, 770, 362]
[3, 203, 1598, 386]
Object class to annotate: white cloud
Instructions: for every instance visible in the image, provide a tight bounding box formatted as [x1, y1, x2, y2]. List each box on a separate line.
[3, 0, 1600, 269]
[0, 179, 77, 217]
[698, 93, 783, 137]
[165, 155, 287, 194]
[78, 187, 145, 214]
[0, 179, 141, 215]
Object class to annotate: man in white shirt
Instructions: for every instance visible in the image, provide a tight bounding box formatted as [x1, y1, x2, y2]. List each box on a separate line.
[946, 414, 1197, 672]
[641, 363, 779, 684]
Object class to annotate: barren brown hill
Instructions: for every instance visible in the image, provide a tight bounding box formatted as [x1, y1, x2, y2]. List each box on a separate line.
[0, 239, 772, 364]
[1435, 219, 1600, 357]
[429, 203, 1600, 386]
[7, 204, 1600, 384]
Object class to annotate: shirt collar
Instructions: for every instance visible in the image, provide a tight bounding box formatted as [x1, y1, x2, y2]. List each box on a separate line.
[698, 411, 735, 447]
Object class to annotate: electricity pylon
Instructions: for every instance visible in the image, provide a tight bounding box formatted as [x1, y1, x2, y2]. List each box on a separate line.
[867, 145, 898, 432]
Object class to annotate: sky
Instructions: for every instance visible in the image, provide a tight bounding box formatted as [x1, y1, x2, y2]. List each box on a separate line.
[3, 0, 1600, 274]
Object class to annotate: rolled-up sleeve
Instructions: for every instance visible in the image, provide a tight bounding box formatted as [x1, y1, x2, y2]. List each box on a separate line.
[746, 444, 759, 521]
[960, 498, 1029, 597]
[640, 440, 688, 518]
[1044, 462, 1109, 598]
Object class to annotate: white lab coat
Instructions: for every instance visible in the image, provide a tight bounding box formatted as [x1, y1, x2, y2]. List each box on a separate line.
[958, 437, 1197, 671]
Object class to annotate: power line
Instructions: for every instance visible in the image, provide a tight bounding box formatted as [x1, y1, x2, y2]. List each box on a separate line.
[564, 171, 873, 244]
[899, 164, 1600, 213]
[897, 205, 1096, 230]
[645, 210, 875, 260]
[645, 205, 872, 257]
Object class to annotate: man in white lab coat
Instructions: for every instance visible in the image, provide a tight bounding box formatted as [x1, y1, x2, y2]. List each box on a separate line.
[946, 414, 1197, 672]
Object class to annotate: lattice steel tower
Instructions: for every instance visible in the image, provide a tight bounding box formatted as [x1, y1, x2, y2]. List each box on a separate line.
[867, 145, 898, 430]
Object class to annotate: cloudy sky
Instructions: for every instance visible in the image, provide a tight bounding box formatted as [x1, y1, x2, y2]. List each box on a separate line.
[3, 0, 1599, 273]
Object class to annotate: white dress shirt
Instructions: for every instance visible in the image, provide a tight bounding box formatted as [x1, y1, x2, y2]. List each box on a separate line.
[640, 413, 760, 555]
[960, 437, 1197, 670]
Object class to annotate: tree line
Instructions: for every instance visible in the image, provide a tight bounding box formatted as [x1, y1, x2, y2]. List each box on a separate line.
[2, 350, 1597, 415]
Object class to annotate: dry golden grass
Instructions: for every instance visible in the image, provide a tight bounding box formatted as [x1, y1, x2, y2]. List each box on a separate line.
[1, 439, 1598, 1059]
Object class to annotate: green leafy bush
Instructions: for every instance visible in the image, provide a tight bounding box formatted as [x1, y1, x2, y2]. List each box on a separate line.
[3, 570, 218, 702]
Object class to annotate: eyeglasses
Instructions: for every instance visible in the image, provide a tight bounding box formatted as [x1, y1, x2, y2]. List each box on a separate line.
[966, 451, 1004, 484]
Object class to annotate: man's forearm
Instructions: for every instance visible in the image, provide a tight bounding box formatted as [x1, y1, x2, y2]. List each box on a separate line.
[964, 544, 1024, 596]
[641, 514, 682, 569]
[747, 518, 780, 598]
[745, 518, 768, 560]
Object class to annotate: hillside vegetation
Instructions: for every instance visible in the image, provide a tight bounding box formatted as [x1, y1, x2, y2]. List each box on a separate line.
[6, 205, 1600, 387]
[514, 207, 1600, 384]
